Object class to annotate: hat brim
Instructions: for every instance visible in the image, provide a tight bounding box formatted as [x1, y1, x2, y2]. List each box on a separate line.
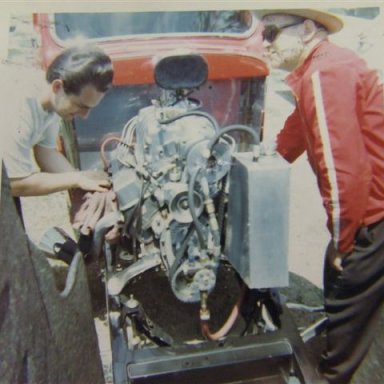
[257, 8, 344, 34]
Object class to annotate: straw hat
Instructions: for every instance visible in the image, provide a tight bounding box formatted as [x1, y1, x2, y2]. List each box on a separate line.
[257, 8, 344, 34]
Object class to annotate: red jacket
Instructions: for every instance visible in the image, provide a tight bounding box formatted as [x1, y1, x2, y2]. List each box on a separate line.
[277, 40, 384, 253]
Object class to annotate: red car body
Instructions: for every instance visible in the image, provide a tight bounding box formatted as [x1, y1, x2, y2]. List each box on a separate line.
[33, 11, 268, 84]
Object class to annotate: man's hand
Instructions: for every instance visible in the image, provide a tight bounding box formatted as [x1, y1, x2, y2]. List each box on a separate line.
[77, 169, 111, 192]
[327, 242, 348, 272]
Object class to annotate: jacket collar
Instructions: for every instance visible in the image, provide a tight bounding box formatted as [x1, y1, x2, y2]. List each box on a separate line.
[285, 39, 330, 92]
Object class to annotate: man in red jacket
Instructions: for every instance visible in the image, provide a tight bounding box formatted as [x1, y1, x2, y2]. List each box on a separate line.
[259, 8, 384, 384]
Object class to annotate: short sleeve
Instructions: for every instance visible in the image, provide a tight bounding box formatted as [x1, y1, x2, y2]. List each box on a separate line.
[36, 114, 61, 148]
[2, 100, 36, 178]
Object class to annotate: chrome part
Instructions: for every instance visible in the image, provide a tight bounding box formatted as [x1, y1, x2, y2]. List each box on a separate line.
[109, 93, 234, 302]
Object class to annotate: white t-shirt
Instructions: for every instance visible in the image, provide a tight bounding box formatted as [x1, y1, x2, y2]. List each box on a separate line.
[1, 64, 61, 178]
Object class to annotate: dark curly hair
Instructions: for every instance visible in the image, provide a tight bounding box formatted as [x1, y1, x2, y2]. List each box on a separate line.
[46, 45, 114, 95]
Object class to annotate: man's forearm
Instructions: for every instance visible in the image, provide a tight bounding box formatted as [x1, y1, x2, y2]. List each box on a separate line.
[10, 171, 81, 196]
[34, 145, 76, 173]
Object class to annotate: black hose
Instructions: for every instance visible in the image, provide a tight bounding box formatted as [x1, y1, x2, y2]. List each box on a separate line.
[92, 212, 121, 258]
[208, 124, 260, 153]
[217, 175, 228, 241]
[169, 224, 195, 278]
[188, 168, 206, 249]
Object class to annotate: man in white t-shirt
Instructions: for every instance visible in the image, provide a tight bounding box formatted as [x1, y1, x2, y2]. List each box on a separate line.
[2, 44, 114, 198]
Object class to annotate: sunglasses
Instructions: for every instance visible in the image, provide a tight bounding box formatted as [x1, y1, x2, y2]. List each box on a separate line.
[262, 21, 303, 43]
